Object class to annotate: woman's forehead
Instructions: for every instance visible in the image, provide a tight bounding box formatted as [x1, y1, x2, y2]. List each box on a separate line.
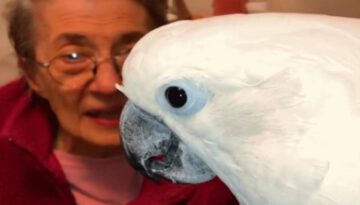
[33, 0, 153, 30]
[32, 0, 153, 47]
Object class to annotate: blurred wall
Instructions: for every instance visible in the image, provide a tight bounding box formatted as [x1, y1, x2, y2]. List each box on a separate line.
[0, 0, 18, 86]
[268, 0, 360, 18]
[184, 0, 213, 16]
[185, 0, 360, 17]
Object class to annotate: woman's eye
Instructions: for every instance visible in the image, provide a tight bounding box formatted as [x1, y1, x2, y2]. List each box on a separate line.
[113, 48, 132, 67]
[117, 48, 132, 57]
[60, 52, 87, 64]
[67, 53, 80, 59]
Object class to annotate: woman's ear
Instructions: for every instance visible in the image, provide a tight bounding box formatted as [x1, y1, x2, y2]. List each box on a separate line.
[18, 58, 48, 99]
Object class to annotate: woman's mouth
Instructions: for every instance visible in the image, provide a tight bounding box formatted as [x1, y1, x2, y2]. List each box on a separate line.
[86, 111, 121, 127]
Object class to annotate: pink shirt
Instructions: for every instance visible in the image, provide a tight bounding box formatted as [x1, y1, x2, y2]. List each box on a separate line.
[54, 150, 143, 205]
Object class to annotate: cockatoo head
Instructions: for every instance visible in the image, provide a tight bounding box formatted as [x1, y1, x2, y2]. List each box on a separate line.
[117, 13, 360, 204]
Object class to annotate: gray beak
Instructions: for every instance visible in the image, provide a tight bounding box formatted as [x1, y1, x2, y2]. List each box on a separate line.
[120, 101, 215, 184]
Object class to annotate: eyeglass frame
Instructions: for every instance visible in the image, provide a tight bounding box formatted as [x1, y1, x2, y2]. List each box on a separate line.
[34, 50, 129, 87]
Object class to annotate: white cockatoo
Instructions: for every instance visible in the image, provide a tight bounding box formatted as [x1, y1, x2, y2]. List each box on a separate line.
[116, 13, 360, 205]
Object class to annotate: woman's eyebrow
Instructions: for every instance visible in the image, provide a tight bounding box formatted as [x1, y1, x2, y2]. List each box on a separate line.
[112, 32, 145, 47]
[53, 33, 95, 48]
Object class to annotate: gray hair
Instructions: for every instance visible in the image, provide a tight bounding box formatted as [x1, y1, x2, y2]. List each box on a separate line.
[4, 0, 168, 71]
[4, 0, 35, 61]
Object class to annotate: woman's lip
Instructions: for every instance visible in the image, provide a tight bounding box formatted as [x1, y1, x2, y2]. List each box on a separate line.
[85, 111, 121, 127]
[87, 115, 120, 127]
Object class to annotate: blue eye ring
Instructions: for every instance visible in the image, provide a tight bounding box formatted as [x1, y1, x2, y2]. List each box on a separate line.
[156, 79, 209, 117]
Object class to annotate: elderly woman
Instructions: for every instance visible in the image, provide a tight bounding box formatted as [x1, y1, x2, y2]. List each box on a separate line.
[0, 0, 237, 204]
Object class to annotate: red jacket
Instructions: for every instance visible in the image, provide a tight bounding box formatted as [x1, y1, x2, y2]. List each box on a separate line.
[0, 78, 238, 205]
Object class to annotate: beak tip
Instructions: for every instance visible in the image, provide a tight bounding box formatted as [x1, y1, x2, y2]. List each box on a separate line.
[115, 83, 124, 93]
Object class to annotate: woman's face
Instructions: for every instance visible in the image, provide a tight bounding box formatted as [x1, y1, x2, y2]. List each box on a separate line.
[26, 0, 154, 156]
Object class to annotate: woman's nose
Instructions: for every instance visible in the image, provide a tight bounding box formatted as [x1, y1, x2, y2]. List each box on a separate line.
[88, 60, 123, 94]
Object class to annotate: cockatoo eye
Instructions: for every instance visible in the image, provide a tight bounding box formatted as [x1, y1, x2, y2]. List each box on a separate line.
[156, 79, 209, 117]
[165, 86, 187, 108]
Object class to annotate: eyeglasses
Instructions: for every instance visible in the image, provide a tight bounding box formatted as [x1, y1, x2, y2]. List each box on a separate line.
[36, 51, 128, 88]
